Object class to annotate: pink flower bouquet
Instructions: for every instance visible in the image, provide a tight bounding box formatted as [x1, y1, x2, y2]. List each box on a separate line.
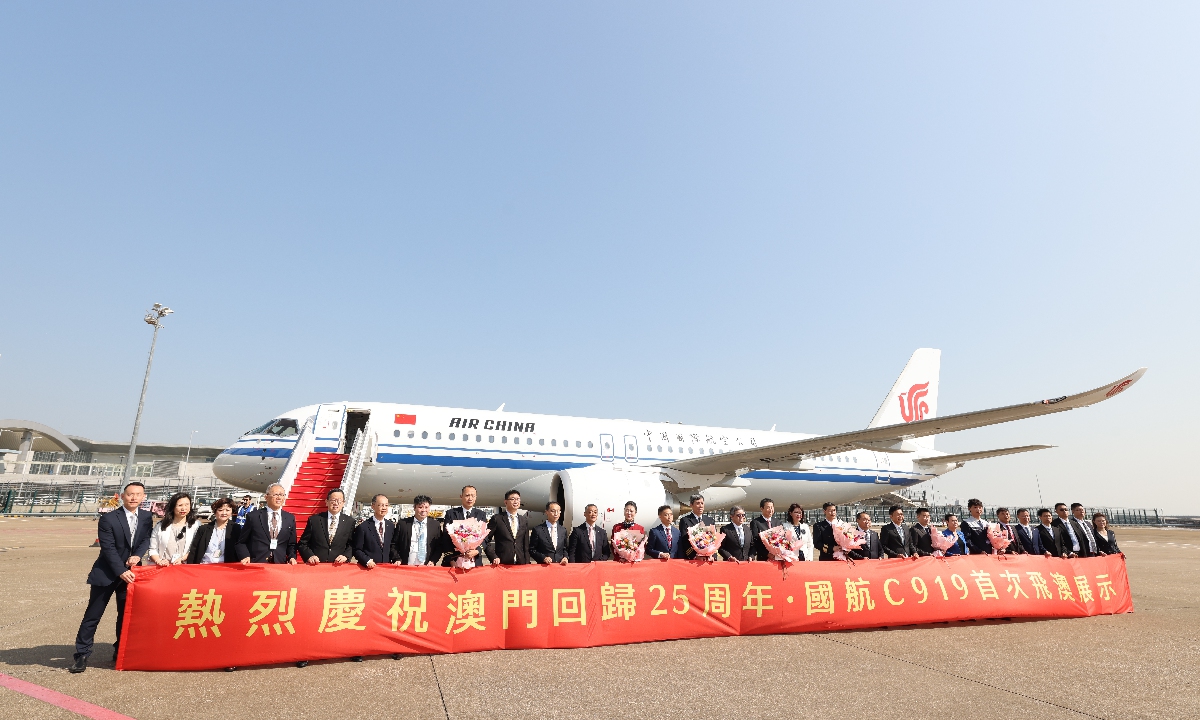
[831, 521, 866, 561]
[987, 523, 1012, 553]
[445, 518, 490, 569]
[759, 525, 802, 564]
[929, 528, 956, 557]
[687, 523, 725, 562]
[613, 528, 646, 563]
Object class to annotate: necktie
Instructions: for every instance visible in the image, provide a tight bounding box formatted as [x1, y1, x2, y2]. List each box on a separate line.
[666, 528, 672, 548]
[509, 513, 517, 538]
[549, 524, 557, 549]
[329, 513, 338, 538]
[416, 520, 426, 565]
[765, 517, 771, 528]
[737, 526, 743, 545]
[128, 511, 136, 544]
[588, 526, 595, 556]
[270, 511, 279, 539]
[377, 521, 384, 547]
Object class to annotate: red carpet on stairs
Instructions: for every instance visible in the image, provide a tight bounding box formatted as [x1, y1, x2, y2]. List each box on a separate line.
[285, 452, 348, 539]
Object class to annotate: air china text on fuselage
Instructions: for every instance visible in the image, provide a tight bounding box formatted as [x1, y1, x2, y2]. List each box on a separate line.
[213, 349, 1146, 530]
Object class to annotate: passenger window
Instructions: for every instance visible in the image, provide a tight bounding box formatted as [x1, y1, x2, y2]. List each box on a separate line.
[527, 438, 533, 445]
[449, 432, 456, 440]
[575, 441, 581, 448]
[657, 445, 662, 452]
[475, 434, 481, 442]
[489, 436, 495, 443]
[393, 430, 400, 438]
[422, 431, 428, 440]
[551, 439, 557, 447]
[588, 441, 593, 449]
[435, 432, 442, 440]
[539, 438, 544, 446]
[688, 447, 693, 454]
[408, 431, 415, 439]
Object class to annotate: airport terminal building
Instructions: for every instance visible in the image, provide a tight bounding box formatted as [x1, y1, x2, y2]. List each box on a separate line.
[0, 419, 241, 513]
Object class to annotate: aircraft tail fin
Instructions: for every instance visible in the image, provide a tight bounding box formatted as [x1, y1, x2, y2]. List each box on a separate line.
[869, 349, 941, 448]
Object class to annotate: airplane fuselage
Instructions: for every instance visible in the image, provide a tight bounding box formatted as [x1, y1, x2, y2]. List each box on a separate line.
[213, 402, 941, 524]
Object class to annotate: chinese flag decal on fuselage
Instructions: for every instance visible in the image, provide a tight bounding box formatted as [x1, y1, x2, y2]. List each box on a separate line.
[395, 414, 417, 425]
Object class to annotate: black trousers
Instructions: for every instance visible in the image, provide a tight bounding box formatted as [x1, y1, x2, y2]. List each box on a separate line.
[74, 580, 127, 659]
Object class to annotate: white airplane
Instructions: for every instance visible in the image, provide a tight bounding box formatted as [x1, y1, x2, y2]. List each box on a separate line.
[212, 349, 1145, 530]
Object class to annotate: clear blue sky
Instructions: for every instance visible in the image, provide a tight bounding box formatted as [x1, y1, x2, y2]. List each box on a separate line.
[2, 4, 1196, 513]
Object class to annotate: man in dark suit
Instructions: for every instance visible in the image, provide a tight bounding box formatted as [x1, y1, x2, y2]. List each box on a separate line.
[440, 485, 491, 567]
[907, 507, 934, 557]
[813, 502, 839, 561]
[848, 512, 882, 560]
[488, 490, 531, 565]
[994, 507, 1018, 555]
[1070, 503, 1100, 557]
[1052, 503, 1082, 558]
[568, 503, 612, 562]
[879, 505, 909, 559]
[1013, 508, 1042, 555]
[645, 505, 679, 560]
[747, 498, 776, 561]
[353, 494, 398, 567]
[530, 501, 569, 565]
[235, 483, 298, 565]
[674, 494, 715, 559]
[1036, 508, 1068, 558]
[960, 498, 991, 555]
[71, 481, 153, 673]
[298, 488, 354, 565]
[394, 494, 443, 566]
[719, 506, 753, 562]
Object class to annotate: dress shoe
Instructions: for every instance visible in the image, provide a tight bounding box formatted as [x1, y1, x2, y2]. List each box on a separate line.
[352, 656, 363, 662]
[296, 661, 308, 668]
[225, 667, 236, 672]
[69, 656, 87, 673]
[112, 648, 119, 662]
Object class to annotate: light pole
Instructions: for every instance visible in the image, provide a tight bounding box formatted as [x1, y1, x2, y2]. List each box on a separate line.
[123, 303, 173, 484]
[184, 430, 198, 465]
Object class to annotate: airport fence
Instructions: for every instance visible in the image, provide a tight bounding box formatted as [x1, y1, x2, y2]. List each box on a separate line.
[707, 504, 1162, 527]
[0, 477, 246, 516]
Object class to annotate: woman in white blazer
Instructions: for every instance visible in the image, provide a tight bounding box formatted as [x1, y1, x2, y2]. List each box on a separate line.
[148, 492, 200, 566]
[782, 504, 815, 562]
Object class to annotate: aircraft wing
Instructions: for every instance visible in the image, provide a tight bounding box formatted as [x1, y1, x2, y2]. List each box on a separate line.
[914, 444, 1053, 467]
[659, 367, 1145, 476]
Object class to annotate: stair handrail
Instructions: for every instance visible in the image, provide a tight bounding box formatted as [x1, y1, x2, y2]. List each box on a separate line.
[339, 425, 368, 506]
[277, 417, 314, 495]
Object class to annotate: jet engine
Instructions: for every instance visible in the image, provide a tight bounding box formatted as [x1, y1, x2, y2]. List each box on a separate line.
[552, 464, 673, 530]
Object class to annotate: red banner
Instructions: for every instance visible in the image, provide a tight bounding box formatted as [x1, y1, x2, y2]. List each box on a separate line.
[117, 554, 1132, 671]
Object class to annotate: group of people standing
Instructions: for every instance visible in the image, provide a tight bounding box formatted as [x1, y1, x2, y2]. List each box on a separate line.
[69, 480, 1121, 674]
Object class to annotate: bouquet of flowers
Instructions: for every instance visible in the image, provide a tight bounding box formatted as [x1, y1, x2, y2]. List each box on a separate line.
[831, 521, 866, 561]
[687, 523, 725, 561]
[445, 518, 490, 569]
[759, 525, 803, 564]
[929, 528, 956, 557]
[987, 522, 1012, 553]
[613, 528, 646, 563]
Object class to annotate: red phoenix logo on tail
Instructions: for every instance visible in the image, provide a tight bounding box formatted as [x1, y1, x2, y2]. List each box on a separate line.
[898, 382, 930, 423]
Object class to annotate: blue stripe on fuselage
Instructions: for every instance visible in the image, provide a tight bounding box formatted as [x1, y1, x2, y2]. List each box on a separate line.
[376, 452, 592, 472]
[220, 447, 294, 459]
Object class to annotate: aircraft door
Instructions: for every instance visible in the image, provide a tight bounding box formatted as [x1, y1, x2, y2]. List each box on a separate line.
[600, 434, 615, 462]
[313, 404, 347, 453]
[873, 451, 891, 484]
[623, 435, 639, 464]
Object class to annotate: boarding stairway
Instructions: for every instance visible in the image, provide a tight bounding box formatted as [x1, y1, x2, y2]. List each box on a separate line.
[278, 418, 372, 537]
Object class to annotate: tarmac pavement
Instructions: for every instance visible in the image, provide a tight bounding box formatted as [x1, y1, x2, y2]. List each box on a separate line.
[0, 517, 1196, 719]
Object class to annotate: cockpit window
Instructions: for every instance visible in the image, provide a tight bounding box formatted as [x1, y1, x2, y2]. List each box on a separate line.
[245, 418, 299, 437]
[245, 420, 274, 436]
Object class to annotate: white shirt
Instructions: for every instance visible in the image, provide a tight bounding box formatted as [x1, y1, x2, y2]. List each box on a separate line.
[1073, 516, 1096, 551]
[1018, 522, 1033, 536]
[123, 508, 139, 544]
[546, 522, 558, 548]
[201, 525, 227, 564]
[964, 516, 986, 530]
[328, 512, 340, 536]
[732, 522, 745, 545]
[407, 517, 428, 565]
[584, 522, 598, 552]
[267, 509, 282, 534]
